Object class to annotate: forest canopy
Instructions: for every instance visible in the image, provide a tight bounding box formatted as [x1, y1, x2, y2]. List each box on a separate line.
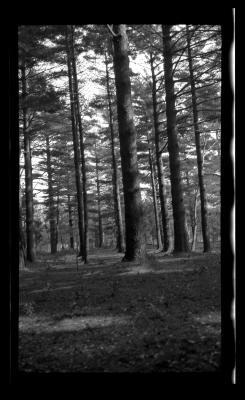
[18, 24, 221, 265]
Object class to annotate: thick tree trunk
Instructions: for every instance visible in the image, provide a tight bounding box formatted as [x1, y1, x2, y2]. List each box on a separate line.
[112, 24, 146, 261]
[113, 25, 145, 261]
[162, 25, 190, 253]
[186, 24, 211, 252]
[149, 53, 170, 252]
[65, 25, 84, 258]
[45, 135, 57, 254]
[70, 25, 88, 262]
[105, 51, 124, 253]
[21, 63, 36, 262]
[95, 142, 103, 248]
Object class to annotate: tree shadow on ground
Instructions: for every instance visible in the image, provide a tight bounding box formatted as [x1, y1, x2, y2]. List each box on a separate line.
[19, 251, 221, 373]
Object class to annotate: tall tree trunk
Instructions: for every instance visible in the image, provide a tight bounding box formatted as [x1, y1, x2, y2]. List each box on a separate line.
[19, 194, 26, 269]
[70, 25, 88, 262]
[66, 173, 74, 249]
[191, 190, 198, 251]
[112, 24, 146, 262]
[65, 25, 84, 258]
[162, 25, 190, 253]
[68, 193, 74, 249]
[95, 142, 103, 248]
[21, 63, 36, 262]
[149, 52, 170, 252]
[45, 134, 57, 254]
[185, 169, 198, 251]
[146, 121, 162, 250]
[186, 24, 211, 252]
[105, 51, 124, 253]
[56, 192, 63, 250]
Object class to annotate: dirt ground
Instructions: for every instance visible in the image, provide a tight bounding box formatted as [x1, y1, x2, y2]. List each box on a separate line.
[18, 249, 221, 373]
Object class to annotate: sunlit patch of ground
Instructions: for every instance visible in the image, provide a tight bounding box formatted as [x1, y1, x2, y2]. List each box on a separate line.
[193, 311, 221, 335]
[19, 314, 131, 333]
[29, 285, 76, 294]
[119, 265, 196, 276]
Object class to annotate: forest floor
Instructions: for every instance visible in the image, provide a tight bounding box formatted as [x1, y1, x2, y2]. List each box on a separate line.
[19, 248, 221, 373]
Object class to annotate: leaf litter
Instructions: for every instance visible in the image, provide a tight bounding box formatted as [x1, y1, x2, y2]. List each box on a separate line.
[19, 249, 221, 373]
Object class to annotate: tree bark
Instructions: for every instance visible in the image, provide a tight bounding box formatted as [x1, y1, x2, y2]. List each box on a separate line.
[21, 63, 36, 262]
[162, 25, 190, 253]
[95, 142, 103, 248]
[112, 24, 146, 261]
[186, 24, 211, 252]
[105, 51, 124, 253]
[65, 25, 84, 258]
[149, 52, 170, 252]
[45, 134, 57, 254]
[70, 25, 88, 262]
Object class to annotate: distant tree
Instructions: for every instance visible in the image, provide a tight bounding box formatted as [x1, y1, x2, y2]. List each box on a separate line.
[45, 133, 58, 253]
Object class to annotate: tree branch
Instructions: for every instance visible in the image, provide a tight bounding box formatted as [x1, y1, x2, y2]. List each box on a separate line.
[159, 139, 168, 154]
[106, 24, 120, 37]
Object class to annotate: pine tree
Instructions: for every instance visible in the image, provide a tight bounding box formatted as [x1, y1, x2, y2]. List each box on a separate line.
[20, 62, 36, 261]
[111, 24, 146, 261]
[69, 25, 88, 262]
[65, 25, 85, 258]
[162, 25, 190, 253]
[45, 133, 58, 253]
[149, 52, 170, 252]
[105, 51, 124, 252]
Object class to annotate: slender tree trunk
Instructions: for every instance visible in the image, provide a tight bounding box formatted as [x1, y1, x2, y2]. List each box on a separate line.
[191, 190, 198, 251]
[112, 24, 146, 261]
[70, 25, 88, 262]
[67, 193, 74, 249]
[105, 51, 124, 253]
[65, 25, 84, 258]
[21, 63, 36, 262]
[45, 134, 57, 254]
[184, 169, 198, 251]
[56, 192, 63, 250]
[66, 173, 74, 249]
[162, 25, 190, 253]
[146, 123, 162, 250]
[186, 24, 211, 252]
[149, 52, 170, 252]
[95, 142, 103, 248]
[19, 194, 26, 268]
